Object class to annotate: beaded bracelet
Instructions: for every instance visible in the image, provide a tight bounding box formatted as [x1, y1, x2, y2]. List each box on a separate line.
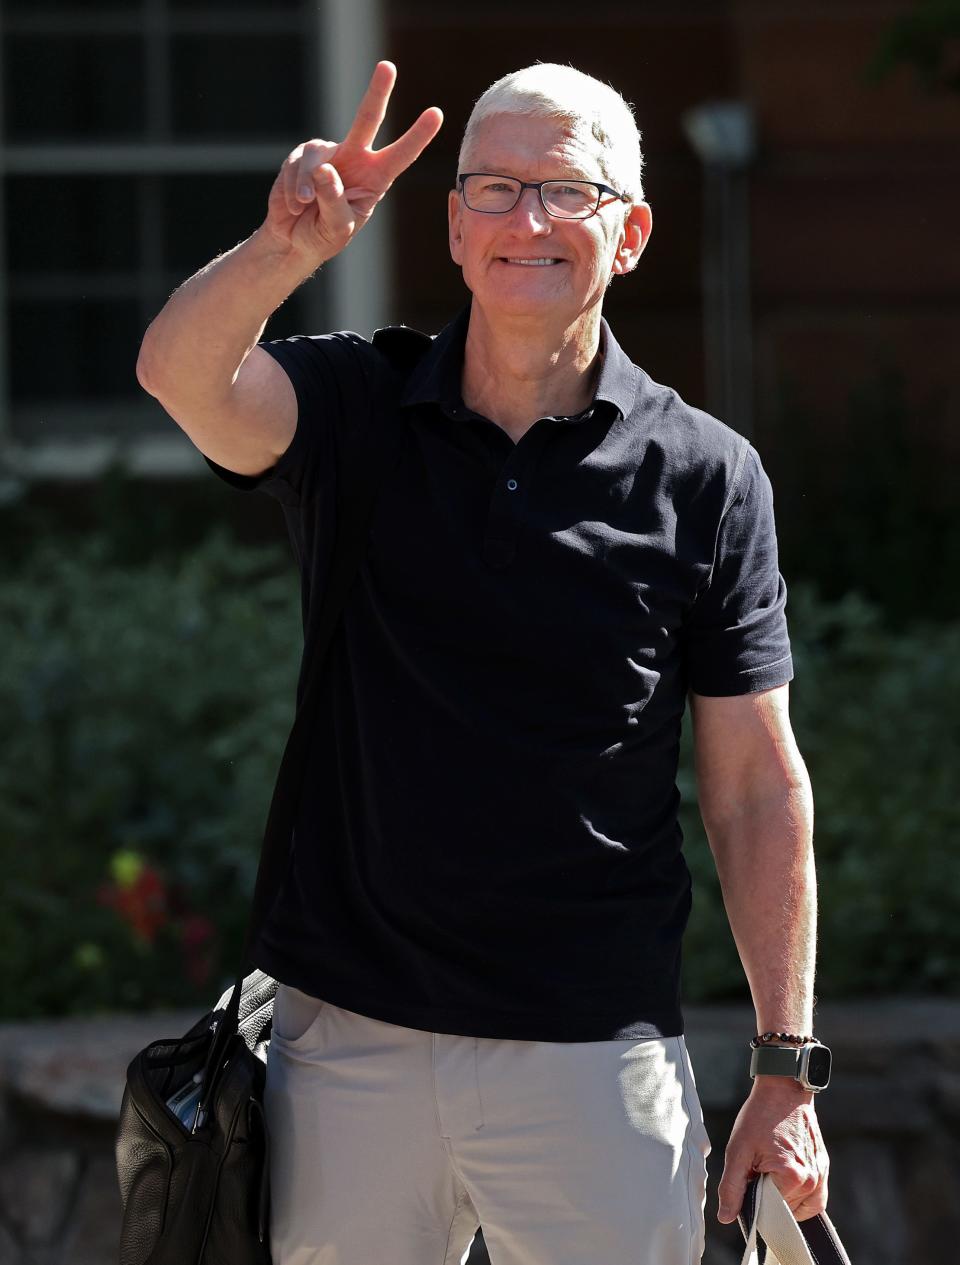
[750, 1031, 817, 1048]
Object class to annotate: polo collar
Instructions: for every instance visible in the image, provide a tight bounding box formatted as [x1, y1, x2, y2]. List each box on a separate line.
[400, 299, 638, 421]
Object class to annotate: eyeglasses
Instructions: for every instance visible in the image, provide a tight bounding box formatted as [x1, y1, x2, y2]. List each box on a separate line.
[457, 172, 630, 220]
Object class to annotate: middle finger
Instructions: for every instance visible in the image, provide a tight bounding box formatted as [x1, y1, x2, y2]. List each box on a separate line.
[374, 105, 444, 184]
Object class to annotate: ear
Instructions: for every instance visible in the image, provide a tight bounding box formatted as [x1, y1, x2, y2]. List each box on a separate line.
[611, 201, 652, 276]
[448, 188, 464, 266]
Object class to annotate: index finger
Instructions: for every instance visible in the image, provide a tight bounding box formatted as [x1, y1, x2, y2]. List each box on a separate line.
[343, 60, 397, 151]
[375, 106, 444, 183]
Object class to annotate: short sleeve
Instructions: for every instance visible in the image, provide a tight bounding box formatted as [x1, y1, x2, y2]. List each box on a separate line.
[202, 331, 374, 508]
[683, 444, 794, 696]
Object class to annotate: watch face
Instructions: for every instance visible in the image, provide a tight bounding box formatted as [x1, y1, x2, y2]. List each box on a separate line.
[806, 1044, 832, 1089]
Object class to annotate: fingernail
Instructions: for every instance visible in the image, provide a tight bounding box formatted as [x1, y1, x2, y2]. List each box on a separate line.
[298, 185, 314, 200]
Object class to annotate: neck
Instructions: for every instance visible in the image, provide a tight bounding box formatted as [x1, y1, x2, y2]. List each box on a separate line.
[461, 302, 603, 442]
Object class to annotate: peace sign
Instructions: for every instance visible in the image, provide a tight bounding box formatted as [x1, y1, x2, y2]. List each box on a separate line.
[263, 62, 443, 265]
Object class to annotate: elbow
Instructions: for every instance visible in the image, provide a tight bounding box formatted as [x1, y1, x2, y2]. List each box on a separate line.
[136, 324, 167, 399]
[136, 337, 157, 399]
[701, 783, 814, 871]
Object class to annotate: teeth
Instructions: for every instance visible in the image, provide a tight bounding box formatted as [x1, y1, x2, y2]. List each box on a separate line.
[506, 258, 559, 266]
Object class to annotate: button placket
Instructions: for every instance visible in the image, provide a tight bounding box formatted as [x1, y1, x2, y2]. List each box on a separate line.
[481, 422, 551, 569]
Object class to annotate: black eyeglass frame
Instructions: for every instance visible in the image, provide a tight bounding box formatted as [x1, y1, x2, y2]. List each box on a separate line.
[456, 172, 631, 220]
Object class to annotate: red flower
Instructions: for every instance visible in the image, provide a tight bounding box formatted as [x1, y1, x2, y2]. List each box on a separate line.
[97, 864, 169, 945]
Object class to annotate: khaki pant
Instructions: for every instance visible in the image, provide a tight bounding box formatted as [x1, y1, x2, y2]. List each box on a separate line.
[264, 983, 711, 1265]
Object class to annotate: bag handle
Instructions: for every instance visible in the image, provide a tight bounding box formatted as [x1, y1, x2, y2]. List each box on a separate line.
[738, 1173, 852, 1265]
[196, 326, 433, 1123]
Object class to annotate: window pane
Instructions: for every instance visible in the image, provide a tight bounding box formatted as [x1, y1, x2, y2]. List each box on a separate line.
[6, 176, 139, 274]
[5, 1, 132, 9]
[3, 35, 145, 139]
[10, 299, 142, 401]
[161, 173, 271, 273]
[170, 35, 304, 138]
[169, 0, 301, 7]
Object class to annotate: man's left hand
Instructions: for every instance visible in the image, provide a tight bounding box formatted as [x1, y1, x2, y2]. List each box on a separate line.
[716, 1078, 829, 1224]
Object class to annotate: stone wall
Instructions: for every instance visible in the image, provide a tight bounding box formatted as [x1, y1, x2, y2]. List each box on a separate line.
[1, 999, 958, 1264]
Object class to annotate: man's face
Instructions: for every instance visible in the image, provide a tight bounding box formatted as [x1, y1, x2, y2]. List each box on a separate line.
[448, 113, 649, 327]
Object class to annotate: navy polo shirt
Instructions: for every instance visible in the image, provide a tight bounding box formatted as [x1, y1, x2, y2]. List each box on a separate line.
[204, 302, 793, 1041]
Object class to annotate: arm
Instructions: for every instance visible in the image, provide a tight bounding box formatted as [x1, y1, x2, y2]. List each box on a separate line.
[690, 683, 829, 1224]
[137, 61, 442, 476]
[136, 232, 310, 476]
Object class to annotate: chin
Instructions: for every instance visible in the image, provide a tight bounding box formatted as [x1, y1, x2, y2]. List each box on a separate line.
[477, 278, 575, 318]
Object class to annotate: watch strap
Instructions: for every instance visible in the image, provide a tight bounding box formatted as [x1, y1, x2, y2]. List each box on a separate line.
[750, 1044, 803, 1079]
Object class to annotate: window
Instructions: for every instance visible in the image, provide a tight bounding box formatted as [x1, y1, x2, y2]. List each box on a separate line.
[0, 0, 385, 474]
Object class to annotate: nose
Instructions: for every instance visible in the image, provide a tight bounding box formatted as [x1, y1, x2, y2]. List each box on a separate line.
[510, 185, 551, 230]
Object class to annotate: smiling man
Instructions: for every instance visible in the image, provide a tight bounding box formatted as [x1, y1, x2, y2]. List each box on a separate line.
[449, 107, 647, 442]
[137, 61, 829, 1265]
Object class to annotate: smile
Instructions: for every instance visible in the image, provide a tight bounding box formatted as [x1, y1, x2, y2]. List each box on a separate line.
[502, 258, 562, 266]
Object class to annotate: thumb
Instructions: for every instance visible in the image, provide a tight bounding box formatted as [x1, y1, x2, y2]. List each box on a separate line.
[717, 1157, 750, 1224]
[310, 163, 355, 239]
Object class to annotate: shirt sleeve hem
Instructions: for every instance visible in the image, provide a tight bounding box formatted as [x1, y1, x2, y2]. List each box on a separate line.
[201, 434, 302, 501]
[688, 652, 794, 697]
[200, 341, 306, 501]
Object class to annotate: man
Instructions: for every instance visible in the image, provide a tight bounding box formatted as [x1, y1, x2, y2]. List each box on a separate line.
[138, 60, 829, 1265]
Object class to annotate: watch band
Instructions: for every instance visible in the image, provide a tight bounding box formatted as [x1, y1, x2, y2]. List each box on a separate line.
[750, 1044, 804, 1078]
[749, 1041, 832, 1091]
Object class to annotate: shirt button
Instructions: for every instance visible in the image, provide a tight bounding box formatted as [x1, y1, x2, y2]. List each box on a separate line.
[506, 478, 518, 491]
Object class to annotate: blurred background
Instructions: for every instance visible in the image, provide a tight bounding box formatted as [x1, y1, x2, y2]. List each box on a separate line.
[0, 1, 958, 1262]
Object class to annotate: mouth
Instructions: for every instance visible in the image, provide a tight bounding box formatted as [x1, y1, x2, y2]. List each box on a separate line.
[500, 257, 564, 266]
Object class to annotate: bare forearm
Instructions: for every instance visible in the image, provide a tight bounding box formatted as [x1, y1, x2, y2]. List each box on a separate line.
[136, 225, 315, 410]
[706, 772, 817, 1034]
[692, 689, 828, 1224]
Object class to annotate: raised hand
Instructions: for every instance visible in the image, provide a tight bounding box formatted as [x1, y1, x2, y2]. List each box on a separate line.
[263, 61, 443, 265]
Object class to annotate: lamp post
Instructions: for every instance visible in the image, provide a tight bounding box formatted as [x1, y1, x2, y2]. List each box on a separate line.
[681, 102, 757, 437]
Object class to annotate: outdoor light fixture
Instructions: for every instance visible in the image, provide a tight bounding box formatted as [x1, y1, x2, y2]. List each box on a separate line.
[681, 101, 758, 436]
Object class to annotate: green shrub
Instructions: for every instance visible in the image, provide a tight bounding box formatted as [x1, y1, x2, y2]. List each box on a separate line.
[2, 531, 957, 1017]
[680, 584, 960, 1003]
[1, 529, 301, 1017]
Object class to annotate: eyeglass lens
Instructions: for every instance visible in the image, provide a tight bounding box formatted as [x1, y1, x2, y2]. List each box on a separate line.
[462, 176, 599, 219]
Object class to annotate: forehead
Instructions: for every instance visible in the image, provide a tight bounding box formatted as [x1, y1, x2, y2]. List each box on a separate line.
[464, 112, 604, 179]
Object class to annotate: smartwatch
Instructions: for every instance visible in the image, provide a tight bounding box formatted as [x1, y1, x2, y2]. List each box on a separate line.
[749, 1040, 832, 1092]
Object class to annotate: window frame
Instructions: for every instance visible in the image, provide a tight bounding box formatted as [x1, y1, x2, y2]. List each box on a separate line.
[0, 0, 390, 479]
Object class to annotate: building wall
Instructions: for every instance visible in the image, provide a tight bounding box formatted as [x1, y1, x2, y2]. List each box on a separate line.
[385, 0, 960, 475]
[2, 0, 956, 481]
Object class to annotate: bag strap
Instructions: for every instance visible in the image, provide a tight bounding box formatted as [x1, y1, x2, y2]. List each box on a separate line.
[197, 325, 433, 1113]
[738, 1173, 851, 1265]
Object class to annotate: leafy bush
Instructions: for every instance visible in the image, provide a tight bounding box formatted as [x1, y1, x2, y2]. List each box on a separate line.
[1, 529, 301, 1017]
[2, 531, 957, 1017]
[680, 584, 960, 1003]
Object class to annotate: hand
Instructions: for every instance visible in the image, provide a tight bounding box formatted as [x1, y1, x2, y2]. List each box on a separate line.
[716, 1079, 829, 1225]
[262, 60, 443, 266]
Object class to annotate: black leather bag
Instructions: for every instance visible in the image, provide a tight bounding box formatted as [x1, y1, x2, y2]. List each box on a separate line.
[114, 971, 275, 1265]
[113, 326, 432, 1265]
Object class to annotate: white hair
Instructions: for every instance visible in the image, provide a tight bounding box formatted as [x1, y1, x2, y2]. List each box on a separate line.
[457, 63, 645, 202]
